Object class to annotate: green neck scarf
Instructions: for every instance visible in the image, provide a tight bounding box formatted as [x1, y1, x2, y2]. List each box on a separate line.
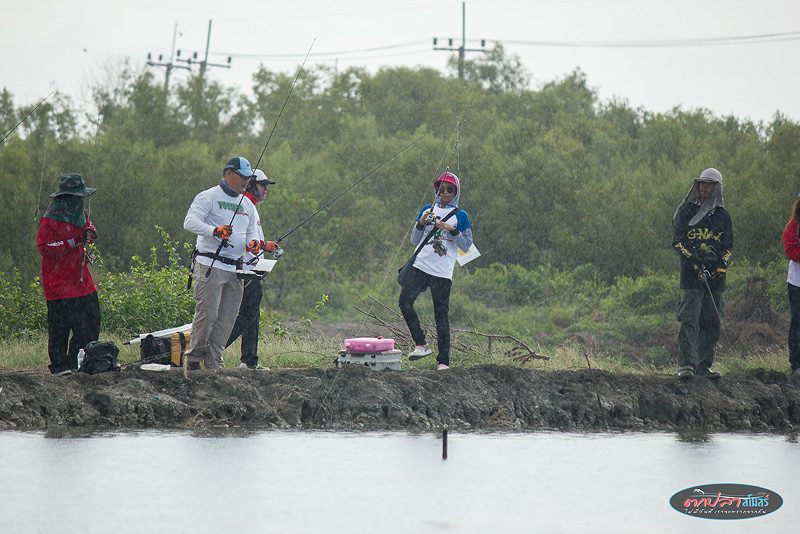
[43, 195, 87, 228]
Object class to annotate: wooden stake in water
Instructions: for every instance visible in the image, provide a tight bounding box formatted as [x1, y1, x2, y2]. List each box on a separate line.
[442, 428, 448, 460]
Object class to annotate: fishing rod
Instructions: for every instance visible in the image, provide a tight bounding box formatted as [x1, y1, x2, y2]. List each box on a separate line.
[699, 266, 732, 346]
[442, 81, 478, 175]
[80, 113, 101, 284]
[427, 80, 480, 210]
[417, 81, 478, 228]
[33, 136, 48, 221]
[0, 90, 54, 146]
[88, 112, 100, 216]
[204, 40, 315, 277]
[252, 38, 315, 172]
[276, 117, 457, 245]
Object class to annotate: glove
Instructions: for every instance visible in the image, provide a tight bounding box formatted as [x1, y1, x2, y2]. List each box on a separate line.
[247, 239, 262, 256]
[263, 241, 278, 253]
[710, 267, 726, 280]
[213, 225, 233, 240]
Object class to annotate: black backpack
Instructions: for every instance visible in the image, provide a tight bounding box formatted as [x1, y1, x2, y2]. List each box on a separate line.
[140, 334, 173, 365]
[79, 341, 121, 375]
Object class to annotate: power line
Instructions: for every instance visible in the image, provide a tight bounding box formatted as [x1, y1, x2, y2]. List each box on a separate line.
[208, 28, 800, 66]
[215, 40, 430, 60]
[502, 30, 800, 48]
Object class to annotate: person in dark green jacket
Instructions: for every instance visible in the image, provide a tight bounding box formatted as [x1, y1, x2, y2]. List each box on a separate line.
[672, 168, 733, 379]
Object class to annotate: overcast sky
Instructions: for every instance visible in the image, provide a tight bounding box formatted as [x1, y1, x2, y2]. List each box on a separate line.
[2, 0, 799, 124]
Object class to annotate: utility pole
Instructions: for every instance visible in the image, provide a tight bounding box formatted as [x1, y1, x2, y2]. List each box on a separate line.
[433, 2, 487, 80]
[176, 20, 232, 80]
[147, 20, 232, 89]
[147, 23, 190, 91]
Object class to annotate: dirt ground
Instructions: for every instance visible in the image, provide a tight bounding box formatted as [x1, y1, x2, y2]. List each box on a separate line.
[1, 363, 799, 432]
[2, 280, 796, 433]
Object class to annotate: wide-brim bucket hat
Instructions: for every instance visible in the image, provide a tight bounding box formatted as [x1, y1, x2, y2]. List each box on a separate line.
[50, 173, 97, 197]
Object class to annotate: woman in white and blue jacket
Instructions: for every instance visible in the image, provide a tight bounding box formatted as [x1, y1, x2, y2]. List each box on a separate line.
[400, 171, 472, 370]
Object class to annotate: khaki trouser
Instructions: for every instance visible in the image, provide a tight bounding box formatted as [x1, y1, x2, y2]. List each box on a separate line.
[185, 262, 244, 369]
[677, 288, 724, 371]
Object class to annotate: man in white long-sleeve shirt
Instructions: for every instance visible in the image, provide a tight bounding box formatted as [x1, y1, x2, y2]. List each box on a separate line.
[183, 156, 260, 370]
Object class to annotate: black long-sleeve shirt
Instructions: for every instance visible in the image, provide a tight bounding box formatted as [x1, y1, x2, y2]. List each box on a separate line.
[672, 203, 733, 290]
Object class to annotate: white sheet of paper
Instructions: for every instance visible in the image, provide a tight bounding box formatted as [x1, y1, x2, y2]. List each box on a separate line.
[253, 258, 277, 273]
[456, 244, 481, 266]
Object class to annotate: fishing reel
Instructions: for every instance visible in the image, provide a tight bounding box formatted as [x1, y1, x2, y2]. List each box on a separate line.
[425, 214, 438, 225]
[432, 238, 447, 256]
[272, 248, 285, 259]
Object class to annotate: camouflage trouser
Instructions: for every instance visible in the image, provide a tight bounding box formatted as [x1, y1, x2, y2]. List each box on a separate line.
[677, 288, 724, 370]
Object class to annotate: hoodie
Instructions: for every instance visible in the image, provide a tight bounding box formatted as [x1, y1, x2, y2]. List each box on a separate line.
[410, 172, 473, 280]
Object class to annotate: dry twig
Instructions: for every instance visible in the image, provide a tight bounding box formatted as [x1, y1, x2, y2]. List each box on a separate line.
[353, 293, 549, 364]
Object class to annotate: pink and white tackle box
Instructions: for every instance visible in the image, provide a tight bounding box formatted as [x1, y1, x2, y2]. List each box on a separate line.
[336, 349, 401, 371]
[343, 337, 395, 352]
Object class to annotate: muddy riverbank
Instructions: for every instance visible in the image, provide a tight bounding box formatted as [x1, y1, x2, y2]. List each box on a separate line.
[1, 364, 799, 432]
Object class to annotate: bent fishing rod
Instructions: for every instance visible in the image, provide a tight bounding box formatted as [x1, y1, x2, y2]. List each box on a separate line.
[275, 116, 457, 245]
[80, 113, 102, 284]
[204, 39, 315, 277]
[0, 90, 54, 146]
[438, 80, 479, 181]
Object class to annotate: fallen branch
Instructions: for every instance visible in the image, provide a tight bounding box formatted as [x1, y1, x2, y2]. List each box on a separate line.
[450, 328, 550, 362]
[354, 293, 549, 364]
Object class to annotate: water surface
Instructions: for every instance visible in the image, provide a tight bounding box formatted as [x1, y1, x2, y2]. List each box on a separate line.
[0, 429, 797, 533]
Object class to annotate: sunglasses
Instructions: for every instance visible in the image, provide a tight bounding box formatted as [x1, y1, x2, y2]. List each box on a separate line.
[439, 185, 456, 194]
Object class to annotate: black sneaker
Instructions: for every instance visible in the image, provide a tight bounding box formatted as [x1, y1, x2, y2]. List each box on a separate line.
[53, 369, 73, 377]
[677, 366, 694, 379]
[696, 366, 722, 379]
[187, 361, 201, 371]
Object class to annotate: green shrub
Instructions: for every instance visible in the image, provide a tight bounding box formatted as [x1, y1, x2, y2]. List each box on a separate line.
[0, 270, 47, 339]
[602, 270, 678, 316]
[458, 263, 595, 307]
[98, 227, 195, 334]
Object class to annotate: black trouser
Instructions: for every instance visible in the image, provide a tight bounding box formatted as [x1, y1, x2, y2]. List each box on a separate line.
[399, 267, 452, 366]
[225, 278, 263, 366]
[46, 292, 101, 374]
[788, 283, 800, 373]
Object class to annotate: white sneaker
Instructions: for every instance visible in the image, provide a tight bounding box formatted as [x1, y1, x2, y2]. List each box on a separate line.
[437, 363, 449, 370]
[239, 362, 270, 370]
[408, 346, 433, 360]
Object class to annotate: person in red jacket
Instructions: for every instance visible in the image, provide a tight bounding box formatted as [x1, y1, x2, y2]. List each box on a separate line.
[783, 190, 800, 376]
[36, 173, 100, 376]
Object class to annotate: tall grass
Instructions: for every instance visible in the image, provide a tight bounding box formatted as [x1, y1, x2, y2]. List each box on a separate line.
[0, 243, 793, 375]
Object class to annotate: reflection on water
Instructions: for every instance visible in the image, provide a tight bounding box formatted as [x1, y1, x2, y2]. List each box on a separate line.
[1, 429, 798, 534]
[675, 428, 712, 443]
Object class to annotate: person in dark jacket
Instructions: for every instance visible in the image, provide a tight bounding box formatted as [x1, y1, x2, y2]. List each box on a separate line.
[225, 169, 278, 370]
[36, 173, 100, 376]
[782, 190, 800, 376]
[672, 168, 733, 379]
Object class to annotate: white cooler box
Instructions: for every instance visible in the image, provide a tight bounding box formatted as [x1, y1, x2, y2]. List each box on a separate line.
[336, 349, 401, 371]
